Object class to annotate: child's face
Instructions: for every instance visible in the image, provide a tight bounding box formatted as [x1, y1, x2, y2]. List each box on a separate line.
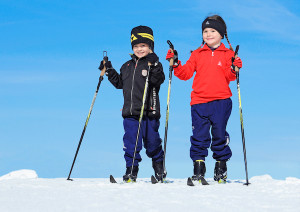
[203, 28, 222, 48]
[133, 43, 151, 58]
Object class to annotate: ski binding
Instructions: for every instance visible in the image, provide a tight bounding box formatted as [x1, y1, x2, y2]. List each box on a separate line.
[187, 176, 209, 186]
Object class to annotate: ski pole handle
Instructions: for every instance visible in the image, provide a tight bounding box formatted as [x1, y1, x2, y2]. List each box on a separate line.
[167, 40, 174, 66]
[233, 45, 240, 73]
[234, 45, 239, 56]
[100, 51, 108, 77]
[167, 40, 174, 50]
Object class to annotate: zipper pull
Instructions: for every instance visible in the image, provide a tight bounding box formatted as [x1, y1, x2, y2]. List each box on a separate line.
[212, 52, 214, 56]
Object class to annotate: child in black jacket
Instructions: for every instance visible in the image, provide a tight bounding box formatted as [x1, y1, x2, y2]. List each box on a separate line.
[100, 26, 165, 182]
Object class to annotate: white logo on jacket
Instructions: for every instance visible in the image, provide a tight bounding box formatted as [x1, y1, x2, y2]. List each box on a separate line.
[218, 61, 222, 66]
[142, 69, 148, 77]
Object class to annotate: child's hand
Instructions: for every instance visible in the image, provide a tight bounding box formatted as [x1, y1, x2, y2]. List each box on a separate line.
[145, 53, 159, 64]
[166, 49, 178, 65]
[232, 57, 242, 69]
[166, 49, 174, 60]
[98, 60, 113, 71]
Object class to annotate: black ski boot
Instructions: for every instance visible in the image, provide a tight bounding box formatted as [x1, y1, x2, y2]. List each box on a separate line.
[187, 160, 209, 186]
[123, 166, 139, 182]
[152, 161, 166, 182]
[214, 161, 227, 183]
[191, 160, 206, 181]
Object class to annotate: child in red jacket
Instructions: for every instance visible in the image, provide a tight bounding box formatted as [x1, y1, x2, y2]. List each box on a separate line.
[166, 15, 242, 183]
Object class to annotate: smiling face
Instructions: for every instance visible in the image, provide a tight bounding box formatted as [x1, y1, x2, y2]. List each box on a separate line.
[133, 43, 151, 58]
[203, 28, 222, 48]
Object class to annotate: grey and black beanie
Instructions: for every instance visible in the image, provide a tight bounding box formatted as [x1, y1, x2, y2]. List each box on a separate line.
[131, 25, 154, 50]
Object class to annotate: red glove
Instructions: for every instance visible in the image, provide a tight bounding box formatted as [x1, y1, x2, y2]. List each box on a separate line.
[233, 57, 242, 69]
[166, 49, 174, 60]
[166, 49, 179, 67]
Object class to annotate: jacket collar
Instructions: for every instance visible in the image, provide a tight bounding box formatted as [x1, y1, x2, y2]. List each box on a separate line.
[130, 54, 138, 61]
[200, 43, 227, 52]
[130, 54, 147, 62]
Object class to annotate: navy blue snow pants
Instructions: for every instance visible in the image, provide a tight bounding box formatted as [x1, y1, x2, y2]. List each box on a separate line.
[190, 98, 232, 162]
[123, 117, 164, 167]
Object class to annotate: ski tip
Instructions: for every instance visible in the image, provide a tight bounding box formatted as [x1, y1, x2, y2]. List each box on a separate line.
[110, 175, 117, 183]
[151, 175, 158, 184]
[187, 177, 195, 186]
[200, 176, 209, 185]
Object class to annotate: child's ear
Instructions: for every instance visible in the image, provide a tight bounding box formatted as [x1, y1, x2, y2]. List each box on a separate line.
[150, 49, 153, 53]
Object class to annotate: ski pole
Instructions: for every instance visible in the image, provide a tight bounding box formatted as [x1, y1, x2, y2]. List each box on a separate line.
[161, 40, 175, 181]
[130, 61, 152, 180]
[233, 45, 250, 186]
[67, 51, 108, 181]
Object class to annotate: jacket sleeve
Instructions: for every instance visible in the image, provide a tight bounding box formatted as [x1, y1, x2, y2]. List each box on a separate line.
[224, 51, 237, 81]
[149, 62, 165, 86]
[106, 66, 123, 89]
[173, 52, 197, 81]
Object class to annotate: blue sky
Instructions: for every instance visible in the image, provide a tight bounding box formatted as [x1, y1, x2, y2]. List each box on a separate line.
[1, 0, 300, 180]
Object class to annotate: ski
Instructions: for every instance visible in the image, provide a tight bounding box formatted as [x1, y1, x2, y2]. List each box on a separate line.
[201, 177, 209, 185]
[109, 175, 136, 184]
[187, 176, 209, 186]
[110, 175, 173, 184]
[150, 175, 173, 184]
[187, 177, 195, 186]
[110, 175, 117, 183]
[151, 175, 158, 184]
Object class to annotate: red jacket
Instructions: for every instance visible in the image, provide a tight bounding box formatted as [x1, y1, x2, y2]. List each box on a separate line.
[174, 43, 236, 105]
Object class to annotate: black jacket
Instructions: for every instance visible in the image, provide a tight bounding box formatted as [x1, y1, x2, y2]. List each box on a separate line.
[107, 54, 165, 119]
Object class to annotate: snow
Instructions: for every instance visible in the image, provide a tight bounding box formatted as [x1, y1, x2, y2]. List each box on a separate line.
[0, 169, 38, 180]
[0, 170, 299, 212]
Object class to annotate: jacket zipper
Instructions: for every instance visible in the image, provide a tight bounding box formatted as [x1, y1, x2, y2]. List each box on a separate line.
[130, 59, 139, 115]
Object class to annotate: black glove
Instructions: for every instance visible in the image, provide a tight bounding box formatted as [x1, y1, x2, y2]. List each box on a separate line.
[145, 53, 159, 64]
[173, 50, 179, 65]
[98, 60, 112, 71]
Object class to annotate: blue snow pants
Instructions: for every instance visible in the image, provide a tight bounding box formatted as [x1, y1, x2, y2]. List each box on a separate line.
[190, 98, 232, 162]
[123, 117, 164, 167]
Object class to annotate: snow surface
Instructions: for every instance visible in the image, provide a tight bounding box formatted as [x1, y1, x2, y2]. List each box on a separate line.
[0, 170, 299, 212]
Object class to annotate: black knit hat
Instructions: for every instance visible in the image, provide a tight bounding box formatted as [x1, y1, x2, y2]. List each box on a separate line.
[131, 25, 154, 50]
[202, 18, 226, 38]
